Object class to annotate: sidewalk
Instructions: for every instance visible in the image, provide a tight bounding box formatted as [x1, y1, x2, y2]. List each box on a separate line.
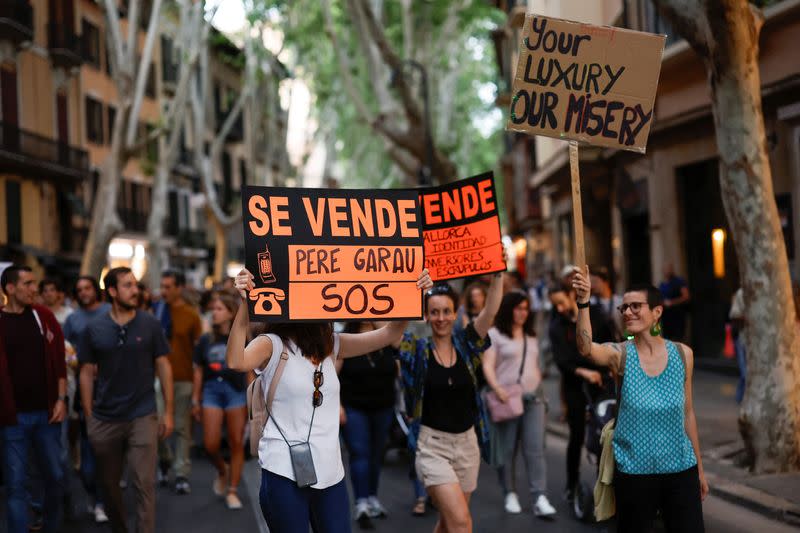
[540, 370, 800, 527]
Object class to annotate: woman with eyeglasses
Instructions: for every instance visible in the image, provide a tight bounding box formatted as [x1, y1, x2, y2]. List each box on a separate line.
[397, 270, 504, 533]
[547, 281, 616, 503]
[572, 267, 707, 533]
[227, 268, 432, 533]
[481, 290, 556, 519]
[335, 321, 399, 529]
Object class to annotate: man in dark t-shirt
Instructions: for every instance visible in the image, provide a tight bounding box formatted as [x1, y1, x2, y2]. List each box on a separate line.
[0, 265, 67, 533]
[548, 280, 615, 501]
[79, 267, 173, 533]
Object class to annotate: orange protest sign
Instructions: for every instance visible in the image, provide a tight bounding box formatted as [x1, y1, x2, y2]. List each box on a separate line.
[242, 186, 424, 322]
[420, 172, 506, 281]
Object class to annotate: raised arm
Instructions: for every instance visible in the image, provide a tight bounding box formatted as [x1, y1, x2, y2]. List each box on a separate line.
[227, 269, 274, 372]
[572, 267, 623, 373]
[339, 269, 433, 358]
[473, 272, 504, 339]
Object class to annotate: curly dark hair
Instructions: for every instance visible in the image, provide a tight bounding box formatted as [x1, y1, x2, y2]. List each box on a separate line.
[265, 322, 335, 364]
[494, 290, 535, 338]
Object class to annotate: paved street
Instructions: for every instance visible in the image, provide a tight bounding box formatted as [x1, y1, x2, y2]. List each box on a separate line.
[3, 371, 795, 532]
[3, 422, 796, 532]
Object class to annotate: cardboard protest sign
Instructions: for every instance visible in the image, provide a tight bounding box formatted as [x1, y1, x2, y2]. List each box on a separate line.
[420, 172, 505, 281]
[241, 186, 424, 322]
[507, 14, 666, 153]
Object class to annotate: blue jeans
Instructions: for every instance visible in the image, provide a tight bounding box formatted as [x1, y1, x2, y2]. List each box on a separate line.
[1, 411, 65, 533]
[340, 407, 393, 501]
[202, 377, 247, 410]
[259, 469, 351, 533]
[735, 337, 747, 404]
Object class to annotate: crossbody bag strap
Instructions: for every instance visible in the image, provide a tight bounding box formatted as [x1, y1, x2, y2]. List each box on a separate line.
[264, 353, 319, 447]
[517, 335, 528, 384]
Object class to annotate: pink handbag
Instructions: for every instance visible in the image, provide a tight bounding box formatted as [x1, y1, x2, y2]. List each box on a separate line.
[484, 336, 528, 423]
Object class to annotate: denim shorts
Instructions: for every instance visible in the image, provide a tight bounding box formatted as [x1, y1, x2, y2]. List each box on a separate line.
[202, 377, 247, 410]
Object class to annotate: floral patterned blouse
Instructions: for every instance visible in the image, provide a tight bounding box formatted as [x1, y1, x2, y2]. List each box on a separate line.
[397, 323, 492, 461]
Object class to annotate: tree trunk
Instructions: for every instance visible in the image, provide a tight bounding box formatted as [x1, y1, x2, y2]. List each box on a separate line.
[80, 102, 129, 277]
[80, 161, 124, 277]
[212, 214, 227, 282]
[704, 3, 800, 473]
[146, 162, 170, 290]
[81, 0, 164, 278]
[654, 0, 800, 472]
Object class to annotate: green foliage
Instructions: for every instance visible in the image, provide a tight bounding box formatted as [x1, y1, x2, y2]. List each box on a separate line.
[253, 0, 506, 188]
[210, 31, 246, 70]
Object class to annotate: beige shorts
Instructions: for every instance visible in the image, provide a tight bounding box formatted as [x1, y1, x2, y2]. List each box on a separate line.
[415, 425, 481, 493]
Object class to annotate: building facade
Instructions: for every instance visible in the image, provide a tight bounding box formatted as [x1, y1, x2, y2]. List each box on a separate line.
[0, 0, 89, 280]
[1, 0, 266, 290]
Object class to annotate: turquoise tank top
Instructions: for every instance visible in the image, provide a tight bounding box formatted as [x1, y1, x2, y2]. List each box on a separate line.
[612, 340, 697, 474]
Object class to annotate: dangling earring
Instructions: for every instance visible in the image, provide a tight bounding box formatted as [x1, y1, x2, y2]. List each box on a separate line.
[650, 321, 663, 337]
[623, 329, 633, 340]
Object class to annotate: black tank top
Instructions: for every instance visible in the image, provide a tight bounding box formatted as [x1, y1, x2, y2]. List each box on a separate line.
[421, 351, 476, 433]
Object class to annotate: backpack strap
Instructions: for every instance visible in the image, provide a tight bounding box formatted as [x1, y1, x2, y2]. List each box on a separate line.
[266, 350, 289, 413]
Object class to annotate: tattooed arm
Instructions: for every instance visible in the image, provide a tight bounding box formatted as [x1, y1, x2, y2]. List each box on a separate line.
[573, 266, 623, 374]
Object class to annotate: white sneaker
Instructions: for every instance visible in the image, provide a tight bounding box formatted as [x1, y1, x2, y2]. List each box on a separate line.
[213, 465, 229, 497]
[504, 492, 522, 514]
[367, 496, 388, 518]
[355, 500, 371, 519]
[94, 504, 109, 523]
[533, 494, 557, 518]
[225, 491, 243, 510]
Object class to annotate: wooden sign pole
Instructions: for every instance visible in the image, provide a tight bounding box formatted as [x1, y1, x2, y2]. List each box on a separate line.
[568, 140, 586, 271]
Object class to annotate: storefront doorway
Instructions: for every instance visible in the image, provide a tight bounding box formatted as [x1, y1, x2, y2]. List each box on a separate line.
[677, 159, 740, 359]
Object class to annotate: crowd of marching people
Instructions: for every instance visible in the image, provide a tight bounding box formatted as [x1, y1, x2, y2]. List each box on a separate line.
[4, 259, 796, 532]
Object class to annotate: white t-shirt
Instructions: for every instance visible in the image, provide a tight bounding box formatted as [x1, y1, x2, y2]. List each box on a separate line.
[256, 333, 344, 489]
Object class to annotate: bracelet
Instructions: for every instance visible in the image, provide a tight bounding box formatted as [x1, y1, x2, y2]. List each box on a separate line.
[577, 300, 590, 309]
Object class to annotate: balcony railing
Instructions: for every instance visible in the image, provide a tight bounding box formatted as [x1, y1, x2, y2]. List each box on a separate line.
[0, 121, 89, 181]
[48, 23, 83, 69]
[0, 0, 33, 47]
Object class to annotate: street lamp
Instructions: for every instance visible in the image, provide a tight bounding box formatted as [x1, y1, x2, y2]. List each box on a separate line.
[390, 60, 435, 187]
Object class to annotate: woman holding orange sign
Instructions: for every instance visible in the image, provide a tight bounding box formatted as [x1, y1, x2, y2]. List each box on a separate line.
[395, 256, 505, 533]
[228, 267, 432, 533]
